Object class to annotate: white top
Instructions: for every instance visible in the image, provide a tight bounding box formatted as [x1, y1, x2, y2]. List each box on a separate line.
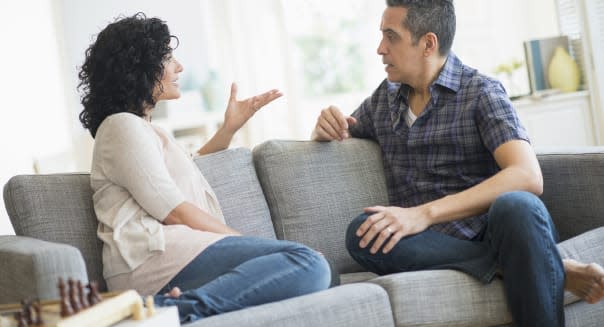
[405, 108, 417, 127]
[91, 112, 227, 294]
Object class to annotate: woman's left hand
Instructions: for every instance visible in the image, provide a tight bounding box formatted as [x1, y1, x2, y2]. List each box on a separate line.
[223, 83, 283, 134]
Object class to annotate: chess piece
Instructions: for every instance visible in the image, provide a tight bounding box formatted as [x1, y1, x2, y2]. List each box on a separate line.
[68, 278, 81, 312]
[58, 278, 65, 295]
[14, 311, 27, 327]
[132, 299, 145, 321]
[77, 280, 89, 309]
[145, 296, 156, 317]
[20, 300, 33, 324]
[87, 281, 102, 305]
[32, 299, 43, 326]
[59, 278, 74, 318]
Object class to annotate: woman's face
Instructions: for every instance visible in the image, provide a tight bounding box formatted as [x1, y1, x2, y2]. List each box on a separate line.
[155, 55, 184, 101]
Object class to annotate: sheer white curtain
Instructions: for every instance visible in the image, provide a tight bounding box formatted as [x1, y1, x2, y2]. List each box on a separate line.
[0, 0, 73, 235]
[202, 0, 300, 146]
[202, 0, 385, 144]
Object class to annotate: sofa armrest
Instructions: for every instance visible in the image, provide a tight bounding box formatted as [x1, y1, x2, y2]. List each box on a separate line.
[0, 235, 88, 304]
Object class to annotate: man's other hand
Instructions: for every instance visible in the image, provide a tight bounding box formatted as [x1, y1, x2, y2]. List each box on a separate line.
[311, 105, 357, 141]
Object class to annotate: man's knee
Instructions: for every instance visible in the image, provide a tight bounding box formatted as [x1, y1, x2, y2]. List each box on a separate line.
[488, 191, 552, 234]
[345, 213, 369, 254]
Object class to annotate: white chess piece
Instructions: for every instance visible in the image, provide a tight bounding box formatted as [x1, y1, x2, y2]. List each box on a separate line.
[145, 296, 156, 318]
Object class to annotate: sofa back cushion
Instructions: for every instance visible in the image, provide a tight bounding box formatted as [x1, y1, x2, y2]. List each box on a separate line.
[3, 173, 106, 291]
[194, 147, 276, 239]
[537, 149, 604, 241]
[253, 139, 389, 274]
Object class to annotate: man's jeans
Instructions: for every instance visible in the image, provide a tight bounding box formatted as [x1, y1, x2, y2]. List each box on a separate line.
[346, 191, 565, 327]
[154, 236, 331, 323]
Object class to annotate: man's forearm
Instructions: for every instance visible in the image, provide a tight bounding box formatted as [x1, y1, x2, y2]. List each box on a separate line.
[422, 165, 543, 225]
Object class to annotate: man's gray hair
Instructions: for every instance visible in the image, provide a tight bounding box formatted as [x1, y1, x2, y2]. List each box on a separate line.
[385, 0, 455, 56]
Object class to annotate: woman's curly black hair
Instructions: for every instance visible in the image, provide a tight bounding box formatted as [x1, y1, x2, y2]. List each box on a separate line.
[78, 12, 178, 137]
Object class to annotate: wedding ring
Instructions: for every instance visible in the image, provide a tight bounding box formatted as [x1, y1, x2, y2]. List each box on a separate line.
[386, 227, 393, 234]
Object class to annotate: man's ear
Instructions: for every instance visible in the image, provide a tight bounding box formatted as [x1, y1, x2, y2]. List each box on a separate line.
[423, 32, 439, 56]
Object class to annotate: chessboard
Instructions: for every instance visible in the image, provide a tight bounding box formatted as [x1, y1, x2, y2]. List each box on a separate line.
[0, 278, 175, 327]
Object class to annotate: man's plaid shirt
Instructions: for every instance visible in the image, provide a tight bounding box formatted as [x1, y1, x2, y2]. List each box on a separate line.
[349, 53, 530, 240]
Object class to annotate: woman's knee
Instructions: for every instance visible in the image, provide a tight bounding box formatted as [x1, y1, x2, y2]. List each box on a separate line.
[287, 245, 331, 292]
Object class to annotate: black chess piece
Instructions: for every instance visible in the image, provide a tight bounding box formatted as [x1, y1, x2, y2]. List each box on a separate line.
[33, 299, 43, 326]
[58, 278, 66, 298]
[14, 311, 28, 327]
[87, 281, 102, 305]
[77, 280, 89, 309]
[68, 278, 81, 313]
[59, 277, 73, 318]
[20, 299, 33, 324]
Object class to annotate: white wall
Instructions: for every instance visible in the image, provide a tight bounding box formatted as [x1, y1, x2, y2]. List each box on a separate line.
[0, 0, 71, 235]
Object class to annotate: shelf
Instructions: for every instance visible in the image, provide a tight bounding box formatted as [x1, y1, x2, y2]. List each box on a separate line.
[512, 90, 589, 108]
[512, 90, 596, 147]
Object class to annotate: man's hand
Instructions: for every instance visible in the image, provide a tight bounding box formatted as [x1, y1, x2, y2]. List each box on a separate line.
[311, 105, 357, 141]
[357, 205, 431, 254]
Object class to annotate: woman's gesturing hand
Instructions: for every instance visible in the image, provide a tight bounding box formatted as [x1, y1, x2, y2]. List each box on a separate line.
[223, 83, 283, 134]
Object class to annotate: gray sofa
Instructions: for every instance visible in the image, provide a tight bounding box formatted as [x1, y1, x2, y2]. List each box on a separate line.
[2, 139, 604, 326]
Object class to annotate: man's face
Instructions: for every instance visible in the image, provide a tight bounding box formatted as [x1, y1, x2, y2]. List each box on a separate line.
[377, 7, 424, 83]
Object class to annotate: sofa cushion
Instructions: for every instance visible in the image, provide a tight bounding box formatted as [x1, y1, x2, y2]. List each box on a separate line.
[537, 149, 604, 241]
[3, 173, 105, 291]
[188, 283, 395, 327]
[194, 148, 276, 239]
[367, 227, 604, 326]
[564, 300, 604, 327]
[252, 139, 389, 274]
[370, 270, 512, 326]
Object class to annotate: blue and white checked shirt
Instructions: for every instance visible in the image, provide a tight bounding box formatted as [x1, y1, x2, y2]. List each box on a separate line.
[349, 53, 530, 240]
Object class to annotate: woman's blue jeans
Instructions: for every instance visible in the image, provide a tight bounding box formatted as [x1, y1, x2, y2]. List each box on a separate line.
[346, 191, 564, 327]
[154, 236, 331, 323]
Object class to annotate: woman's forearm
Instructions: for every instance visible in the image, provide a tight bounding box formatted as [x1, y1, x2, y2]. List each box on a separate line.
[164, 201, 240, 235]
[196, 127, 234, 156]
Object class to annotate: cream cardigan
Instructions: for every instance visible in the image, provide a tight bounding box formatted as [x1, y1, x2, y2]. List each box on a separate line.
[90, 112, 227, 294]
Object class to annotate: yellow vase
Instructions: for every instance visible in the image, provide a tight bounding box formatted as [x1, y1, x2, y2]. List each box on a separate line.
[547, 46, 580, 92]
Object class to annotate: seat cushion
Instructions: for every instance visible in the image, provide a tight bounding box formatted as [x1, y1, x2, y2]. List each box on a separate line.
[368, 227, 604, 326]
[194, 148, 276, 239]
[252, 139, 389, 274]
[188, 283, 395, 327]
[369, 269, 512, 326]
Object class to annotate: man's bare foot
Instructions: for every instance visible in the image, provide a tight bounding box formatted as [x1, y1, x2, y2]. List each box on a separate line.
[163, 287, 182, 298]
[564, 259, 604, 304]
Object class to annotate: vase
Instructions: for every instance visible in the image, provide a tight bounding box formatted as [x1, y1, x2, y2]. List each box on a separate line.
[547, 46, 580, 92]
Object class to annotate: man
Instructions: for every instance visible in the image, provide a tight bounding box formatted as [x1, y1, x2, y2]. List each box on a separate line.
[311, 1, 604, 325]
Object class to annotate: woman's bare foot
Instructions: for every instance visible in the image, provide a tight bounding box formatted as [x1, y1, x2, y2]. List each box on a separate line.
[564, 259, 604, 304]
[163, 287, 182, 298]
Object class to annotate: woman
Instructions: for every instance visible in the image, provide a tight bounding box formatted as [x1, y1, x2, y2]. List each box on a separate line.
[78, 13, 331, 323]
